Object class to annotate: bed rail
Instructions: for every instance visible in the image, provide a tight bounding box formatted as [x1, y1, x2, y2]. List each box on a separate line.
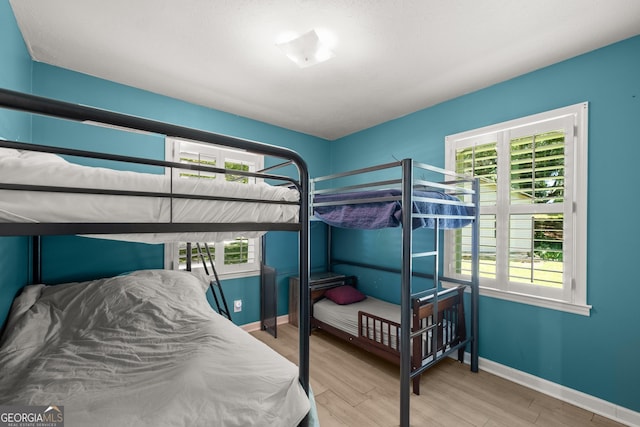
[358, 311, 401, 356]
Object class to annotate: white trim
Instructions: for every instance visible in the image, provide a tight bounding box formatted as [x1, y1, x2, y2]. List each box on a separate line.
[178, 263, 260, 280]
[479, 286, 591, 316]
[213, 268, 260, 281]
[446, 103, 588, 143]
[442, 281, 591, 316]
[241, 314, 289, 332]
[573, 102, 589, 307]
[444, 102, 589, 312]
[455, 353, 640, 427]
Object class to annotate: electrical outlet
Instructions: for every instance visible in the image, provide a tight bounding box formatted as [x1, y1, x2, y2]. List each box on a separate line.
[233, 299, 242, 313]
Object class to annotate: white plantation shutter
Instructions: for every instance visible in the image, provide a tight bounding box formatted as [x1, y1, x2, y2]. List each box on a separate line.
[445, 103, 589, 315]
[506, 126, 569, 298]
[453, 141, 498, 280]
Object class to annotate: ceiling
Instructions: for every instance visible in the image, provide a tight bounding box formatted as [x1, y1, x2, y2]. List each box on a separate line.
[9, 0, 640, 140]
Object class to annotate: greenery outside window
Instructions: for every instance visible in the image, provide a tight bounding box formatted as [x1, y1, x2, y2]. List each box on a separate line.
[444, 103, 590, 315]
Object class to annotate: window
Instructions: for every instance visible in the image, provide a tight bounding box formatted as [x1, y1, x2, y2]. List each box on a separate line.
[164, 138, 263, 279]
[444, 103, 589, 315]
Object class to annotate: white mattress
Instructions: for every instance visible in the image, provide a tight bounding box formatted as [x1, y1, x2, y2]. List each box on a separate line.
[0, 148, 299, 243]
[314, 296, 401, 348]
[313, 295, 455, 354]
[0, 270, 310, 427]
[314, 296, 401, 337]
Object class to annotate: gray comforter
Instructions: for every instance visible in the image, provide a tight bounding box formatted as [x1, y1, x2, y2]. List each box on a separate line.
[0, 270, 309, 426]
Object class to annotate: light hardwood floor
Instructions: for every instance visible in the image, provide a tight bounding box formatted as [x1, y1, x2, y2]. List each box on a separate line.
[252, 324, 628, 427]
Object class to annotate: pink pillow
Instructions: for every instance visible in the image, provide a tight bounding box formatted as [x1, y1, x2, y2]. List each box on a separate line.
[325, 285, 366, 305]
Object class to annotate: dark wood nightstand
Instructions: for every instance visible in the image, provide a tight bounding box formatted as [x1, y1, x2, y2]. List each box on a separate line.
[288, 272, 349, 327]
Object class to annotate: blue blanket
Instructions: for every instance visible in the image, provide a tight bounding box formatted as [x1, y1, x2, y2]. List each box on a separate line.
[313, 189, 473, 229]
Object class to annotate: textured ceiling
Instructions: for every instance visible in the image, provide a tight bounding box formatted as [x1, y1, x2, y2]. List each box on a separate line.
[9, 0, 640, 140]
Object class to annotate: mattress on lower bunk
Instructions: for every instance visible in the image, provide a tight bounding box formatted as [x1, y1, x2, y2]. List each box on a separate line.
[0, 148, 299, 243]
[314, 296, 401, 348]
[313, 295, 455, 353]
[0, 269, 310, 427]
[314, 295, 400, 336]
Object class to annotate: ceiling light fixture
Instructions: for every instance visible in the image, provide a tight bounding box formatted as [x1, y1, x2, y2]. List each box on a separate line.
[276, 29, 335, 68]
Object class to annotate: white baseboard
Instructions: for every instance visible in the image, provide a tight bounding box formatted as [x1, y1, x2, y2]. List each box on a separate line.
[458, 353, 639, 427]
[241, 314, 289, 333]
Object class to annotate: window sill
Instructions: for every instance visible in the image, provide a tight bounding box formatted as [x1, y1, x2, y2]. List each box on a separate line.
[186, 266, 260, 281]
[442, 281, 592, 316]
[218, 269, 260, 281]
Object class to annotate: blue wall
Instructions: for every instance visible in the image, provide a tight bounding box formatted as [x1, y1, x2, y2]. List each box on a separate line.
[330, 35, 640, 412]
[0, 0, 32, 331]
[0, 0, 30, 139]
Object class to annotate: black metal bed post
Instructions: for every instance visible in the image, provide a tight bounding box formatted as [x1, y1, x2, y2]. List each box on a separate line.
[471, 177, 480, 372]
[296, 162, 311, 396]
[399, 159, 413, 427]
[326, 225, 332, 273]
[31, 236, 42, 284]
[431, 219, 440, 367]
[260, 235, 267, 332]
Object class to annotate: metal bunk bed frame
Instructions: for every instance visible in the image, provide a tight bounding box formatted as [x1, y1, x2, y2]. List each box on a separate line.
[0, 88, 312, 411]
[312, 158, 479, 427]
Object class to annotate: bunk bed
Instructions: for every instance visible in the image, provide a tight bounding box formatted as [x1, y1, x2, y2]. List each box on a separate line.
[0, 88, 312, 427]
[310, 159, 480, 427]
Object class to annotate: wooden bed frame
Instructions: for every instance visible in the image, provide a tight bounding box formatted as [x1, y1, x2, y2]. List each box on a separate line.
[310, 280, 467, 395]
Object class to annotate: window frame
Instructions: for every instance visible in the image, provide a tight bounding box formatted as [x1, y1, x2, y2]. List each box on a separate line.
[163, 137, 264, 279]
[444, 103, 590, 316]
